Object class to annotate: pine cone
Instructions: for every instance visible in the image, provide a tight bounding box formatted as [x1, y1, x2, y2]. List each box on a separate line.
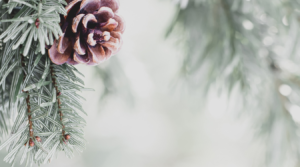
[48, 0, 125, 65]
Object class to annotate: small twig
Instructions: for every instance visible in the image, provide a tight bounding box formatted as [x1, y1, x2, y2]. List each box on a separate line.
[50, 64, 65, 138]
[21, 55, 33, 138]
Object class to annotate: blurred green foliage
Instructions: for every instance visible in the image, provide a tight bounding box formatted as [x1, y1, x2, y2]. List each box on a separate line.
[168, 0, 300, 166]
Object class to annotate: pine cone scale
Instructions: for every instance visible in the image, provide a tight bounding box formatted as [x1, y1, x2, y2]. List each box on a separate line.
[79, 0, 101, 13]
[72, 14, 85, 33]
[74, 52, 89, 63]
[87, 44, 107, 64]
[57, 34, 71, 54]
[49, 40, 72, 65]
[65, 0, 82, 18]
[112, 14, 125, 33]
[100, 18, 118, 32]
[94, 7, 114, 22]
[100, 0, 119, 12]
[87, 31, 97, 46]
[74, 33, 86, 55]
[82, 14, 97, 30]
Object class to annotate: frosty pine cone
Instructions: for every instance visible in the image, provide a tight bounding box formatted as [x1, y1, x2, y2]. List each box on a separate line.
[48, 0, 125, 65]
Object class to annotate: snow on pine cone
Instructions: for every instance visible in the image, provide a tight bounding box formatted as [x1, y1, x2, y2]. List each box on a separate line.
[48, 0, 125, 65]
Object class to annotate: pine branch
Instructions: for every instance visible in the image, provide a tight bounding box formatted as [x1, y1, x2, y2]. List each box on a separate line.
[0, 51, 87, 166]
[168, 0, 300, 166]
[0, 0, 91, 166]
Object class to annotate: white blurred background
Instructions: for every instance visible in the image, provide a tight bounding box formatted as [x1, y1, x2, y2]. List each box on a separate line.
[0, 0, 263, 166]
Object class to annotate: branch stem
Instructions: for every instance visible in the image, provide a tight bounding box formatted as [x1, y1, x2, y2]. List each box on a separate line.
[50, 64, 65, 137]
[21, 55, 33, 138]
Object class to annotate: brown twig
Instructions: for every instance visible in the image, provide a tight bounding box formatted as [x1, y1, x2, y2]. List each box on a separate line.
[50, 64, 65, 138]
[21, 55, 33, 138]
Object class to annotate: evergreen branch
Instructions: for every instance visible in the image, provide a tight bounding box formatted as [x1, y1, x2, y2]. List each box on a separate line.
[0, 47, 87, 166]
[0, 0, 88, 166]
[168, 0, 300, 166]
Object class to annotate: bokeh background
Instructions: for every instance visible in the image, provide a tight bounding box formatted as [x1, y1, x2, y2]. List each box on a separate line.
[0, 0, 272, 166]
